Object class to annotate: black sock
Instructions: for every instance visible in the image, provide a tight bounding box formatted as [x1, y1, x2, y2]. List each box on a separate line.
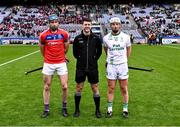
[74, 92, 81, 112]
[93, 95, 100, 111]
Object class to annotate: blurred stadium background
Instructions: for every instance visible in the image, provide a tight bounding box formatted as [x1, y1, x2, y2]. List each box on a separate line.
[0, 3, 180, 45]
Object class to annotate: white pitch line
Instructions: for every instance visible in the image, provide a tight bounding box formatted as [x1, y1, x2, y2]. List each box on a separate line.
[0, 50, 40, 67]
[163, 45, 180, 50]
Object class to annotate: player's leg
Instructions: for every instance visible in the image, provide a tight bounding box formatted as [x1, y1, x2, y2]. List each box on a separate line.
[118, 63, 129, 118]
[73, 69, 86, 117]
[91, 83, 101, 118]
[58, 74, 68, 117]
[74, 82, 84, 117]
[57, 62, 68, 117]
[106, 64, 117, 117]
[43, 75, 53, 109]
[119, 79, 129, 118]
[42, 75, 53, 118]
[88, 70, 101, 118]
[41, 63, 54, 118]
[106, 79, 116, 117]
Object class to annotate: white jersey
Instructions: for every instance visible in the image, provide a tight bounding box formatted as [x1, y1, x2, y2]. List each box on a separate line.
[103, 32, 131, 65]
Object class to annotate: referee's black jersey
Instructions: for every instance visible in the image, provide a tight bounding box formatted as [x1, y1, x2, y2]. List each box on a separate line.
[73, 31, 102, 70]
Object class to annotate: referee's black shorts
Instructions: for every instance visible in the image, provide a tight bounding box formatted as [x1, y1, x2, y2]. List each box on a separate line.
[75, 69, 99, 84]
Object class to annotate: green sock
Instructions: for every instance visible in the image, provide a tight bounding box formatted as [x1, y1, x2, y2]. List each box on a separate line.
[123, 103, 128, 112]
[108, 101, 113, 112]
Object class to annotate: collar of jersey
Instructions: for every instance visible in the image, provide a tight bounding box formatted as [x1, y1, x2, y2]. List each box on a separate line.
[111, 31, 121, 36]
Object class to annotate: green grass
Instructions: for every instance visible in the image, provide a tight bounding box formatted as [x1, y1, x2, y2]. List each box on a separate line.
[0, 44, 180, 126]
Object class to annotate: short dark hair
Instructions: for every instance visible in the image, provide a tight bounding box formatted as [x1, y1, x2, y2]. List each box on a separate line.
[82, 18, 92, 23]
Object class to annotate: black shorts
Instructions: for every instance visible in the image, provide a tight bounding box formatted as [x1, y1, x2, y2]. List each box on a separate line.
[75, 69, 99, 84]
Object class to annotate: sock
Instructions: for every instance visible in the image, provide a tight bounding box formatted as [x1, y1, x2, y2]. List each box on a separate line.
[108, 101, 113, 112]
[44, 104, 49, 112]
[123, 103, 128, 112]
[62, 102, 67, 109]
[93, 94, 100, 111]
[74, 92, 81, 111]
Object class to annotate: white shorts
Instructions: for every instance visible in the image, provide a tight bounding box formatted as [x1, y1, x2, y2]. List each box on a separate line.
[42, 62, 68, 76]
[106, 63, 129, 80]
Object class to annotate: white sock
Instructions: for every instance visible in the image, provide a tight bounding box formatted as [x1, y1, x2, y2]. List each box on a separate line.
[108, 107, 112, 112]
[123, 103, 128, 112]
[123, 108, 128, 112]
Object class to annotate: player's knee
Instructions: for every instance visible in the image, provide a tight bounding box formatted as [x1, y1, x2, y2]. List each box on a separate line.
[43, 78, 51, 85]
[108, 88, 114, 94]
[76, 85, 83, 92]
[92, 85, 99, 93]
[109, 86, 114, 93]
[121, 87, 128, 95]
[62, 84, 68, 91]
[43, 77, 51, 91]
[108, 90, 113, 94]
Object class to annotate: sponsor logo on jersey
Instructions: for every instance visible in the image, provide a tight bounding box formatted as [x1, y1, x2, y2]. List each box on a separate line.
[45, 34, 64, 40]
[109, 44, 124, 51]
[47, 41, 59, 45]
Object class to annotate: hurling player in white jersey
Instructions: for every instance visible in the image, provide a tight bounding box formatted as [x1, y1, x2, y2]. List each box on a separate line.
[103, 17, 131, 118]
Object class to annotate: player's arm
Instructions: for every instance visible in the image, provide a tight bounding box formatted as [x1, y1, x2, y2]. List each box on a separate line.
[104, 46, 108, 68]
[39, 38, 45, 57]
[127, 46, 131, 58]
[103, 37, 108, 67]
[73, 37, 78, 59]
[64, 32, 70, 54]
[96, 38, 102, 60]
[64, 41, 70, 63]
[103, 37, 108, 56]
[64, 40, 69, 54]
[126, 36, 132, 58]
[104, 47, 108, 55]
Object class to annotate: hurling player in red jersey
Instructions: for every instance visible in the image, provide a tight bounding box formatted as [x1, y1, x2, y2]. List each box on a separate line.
[39, 14, 69, 118]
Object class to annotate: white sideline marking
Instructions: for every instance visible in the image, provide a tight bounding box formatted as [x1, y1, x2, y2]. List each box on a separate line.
[163, 45, 180, 50]
[0, 50, 40, 67]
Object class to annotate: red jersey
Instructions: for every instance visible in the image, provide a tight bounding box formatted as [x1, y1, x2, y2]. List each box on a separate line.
[40, 28, 69, 64]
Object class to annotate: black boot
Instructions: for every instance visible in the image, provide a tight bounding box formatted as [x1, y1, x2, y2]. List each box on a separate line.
[73, 94, 81, 117]
[62, 108, 68, 117]
[62, 102, 68, 117]
[41, 111, 49, 118]
[93, 96, 101, 118]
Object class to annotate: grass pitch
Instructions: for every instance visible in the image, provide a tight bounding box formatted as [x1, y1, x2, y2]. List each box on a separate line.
[0, 44, 180, 126]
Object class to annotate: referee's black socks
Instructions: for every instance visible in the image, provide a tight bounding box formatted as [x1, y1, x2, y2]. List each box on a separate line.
[93, 94, 100, 111]
[74, 92, 81, 111]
